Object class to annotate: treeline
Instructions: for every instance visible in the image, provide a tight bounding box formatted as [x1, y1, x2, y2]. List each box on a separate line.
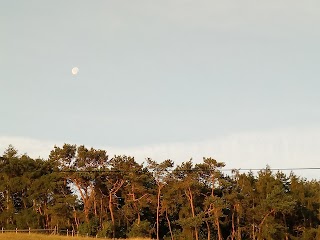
[0, 144, 319, 240]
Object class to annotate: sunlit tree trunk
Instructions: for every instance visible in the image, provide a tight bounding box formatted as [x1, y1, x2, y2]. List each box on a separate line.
[73, 206, 79, 230]
[214, 209, 222, 240]
[93, 194, 98, 217]
[258, 209, 275, 240]
[185, 187, 199, 240]
[237, 205, 241, 240]
[107, 179, 124, 239]
[109, 193, 115, 231]
[205, 220, 211, 240]
[156, 185, 162, 240]
[74, 180, 94, 223]
[231, 207, 236, 240]
[165, 208, 174, 240]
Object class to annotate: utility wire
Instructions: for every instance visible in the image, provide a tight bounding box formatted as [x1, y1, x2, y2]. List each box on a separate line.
[56, 167, 320, 173]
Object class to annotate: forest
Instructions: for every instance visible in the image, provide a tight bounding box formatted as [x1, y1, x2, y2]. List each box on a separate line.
[0, 144, 319, 240]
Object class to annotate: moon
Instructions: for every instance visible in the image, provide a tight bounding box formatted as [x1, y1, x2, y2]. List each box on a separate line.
[72, 67, 79, 75]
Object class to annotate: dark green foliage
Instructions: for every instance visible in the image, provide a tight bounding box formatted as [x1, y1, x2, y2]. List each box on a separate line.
[14, 209, 39, 229]
[96, 221, 114, 238]
[0, 144, 319, 239]
[127, 220, 151, 238]
[78, 217, 100, 236]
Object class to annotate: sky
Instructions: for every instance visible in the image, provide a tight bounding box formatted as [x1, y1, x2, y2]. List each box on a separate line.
[1, 0, 320, 179]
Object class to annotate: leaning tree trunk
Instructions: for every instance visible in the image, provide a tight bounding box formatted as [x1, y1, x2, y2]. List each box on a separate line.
[108, 179, 124, 239]
[214, 210, 223, 240]
[74, 180, 94, 223]
[237, 206, 241, 240]
[108, 193, 116, 239]
[156, 185, 162, 240]
[258, 209, 275, 240]
[165, 208, 174, 240]
[205, 220, 211, 240]
[185, 187, 199, 240]
[231, 207, 236, 240]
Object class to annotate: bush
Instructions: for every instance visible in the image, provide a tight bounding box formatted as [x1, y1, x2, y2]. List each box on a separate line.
[96, 221, 113, 238]
[14, 209, 40, 229]
[78, 217, 99, 236]
[128, 219, 151, 238]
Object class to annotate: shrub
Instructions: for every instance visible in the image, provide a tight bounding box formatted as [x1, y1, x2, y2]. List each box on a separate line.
[128, 220, 151, 238]
[78, 217, 99, 236]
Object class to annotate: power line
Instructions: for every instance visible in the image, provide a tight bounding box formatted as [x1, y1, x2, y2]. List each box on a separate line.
[56, 167, 320, 173]
[221, 167, 320, 172]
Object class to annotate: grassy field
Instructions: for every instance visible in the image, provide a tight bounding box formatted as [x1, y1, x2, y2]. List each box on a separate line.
[0, 233, 149, 240]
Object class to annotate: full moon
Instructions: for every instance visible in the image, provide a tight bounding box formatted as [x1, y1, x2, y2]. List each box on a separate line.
[72, 67, 79, 75]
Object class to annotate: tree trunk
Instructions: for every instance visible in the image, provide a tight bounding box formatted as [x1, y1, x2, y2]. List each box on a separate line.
[258, 209, 275, 239]
[214, 211, 223, 240]
[100, 197, 103, 226]
[6, 190, 9, 210]
[137, 211, 141, 225]
[205, 220, 211, 240]
[73, 206, 79, 230]
[185, 187, 199, 240]
[108, 193, 115, 239]
[237, 208, 241, 240]
[131, 188, 141, 224]
[74, 179, 94, 223]
[231, 207, 235, 240]
[45, 212, 50, 229]
[107, 179, 124, 238]
[156, 185, 161, 240]
[252, 223, 255, 240]
[165, 208, 174, 240]
[93, 194, 97, 217]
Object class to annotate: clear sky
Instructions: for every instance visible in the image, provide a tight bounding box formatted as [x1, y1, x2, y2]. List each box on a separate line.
[1, 1, 320, 179]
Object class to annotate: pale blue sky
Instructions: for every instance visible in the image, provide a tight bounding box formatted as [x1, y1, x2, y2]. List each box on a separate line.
[1, 1, 320, 178]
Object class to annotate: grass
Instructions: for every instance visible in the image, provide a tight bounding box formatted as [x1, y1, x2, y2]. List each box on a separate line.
[0, 233, 149, 240]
